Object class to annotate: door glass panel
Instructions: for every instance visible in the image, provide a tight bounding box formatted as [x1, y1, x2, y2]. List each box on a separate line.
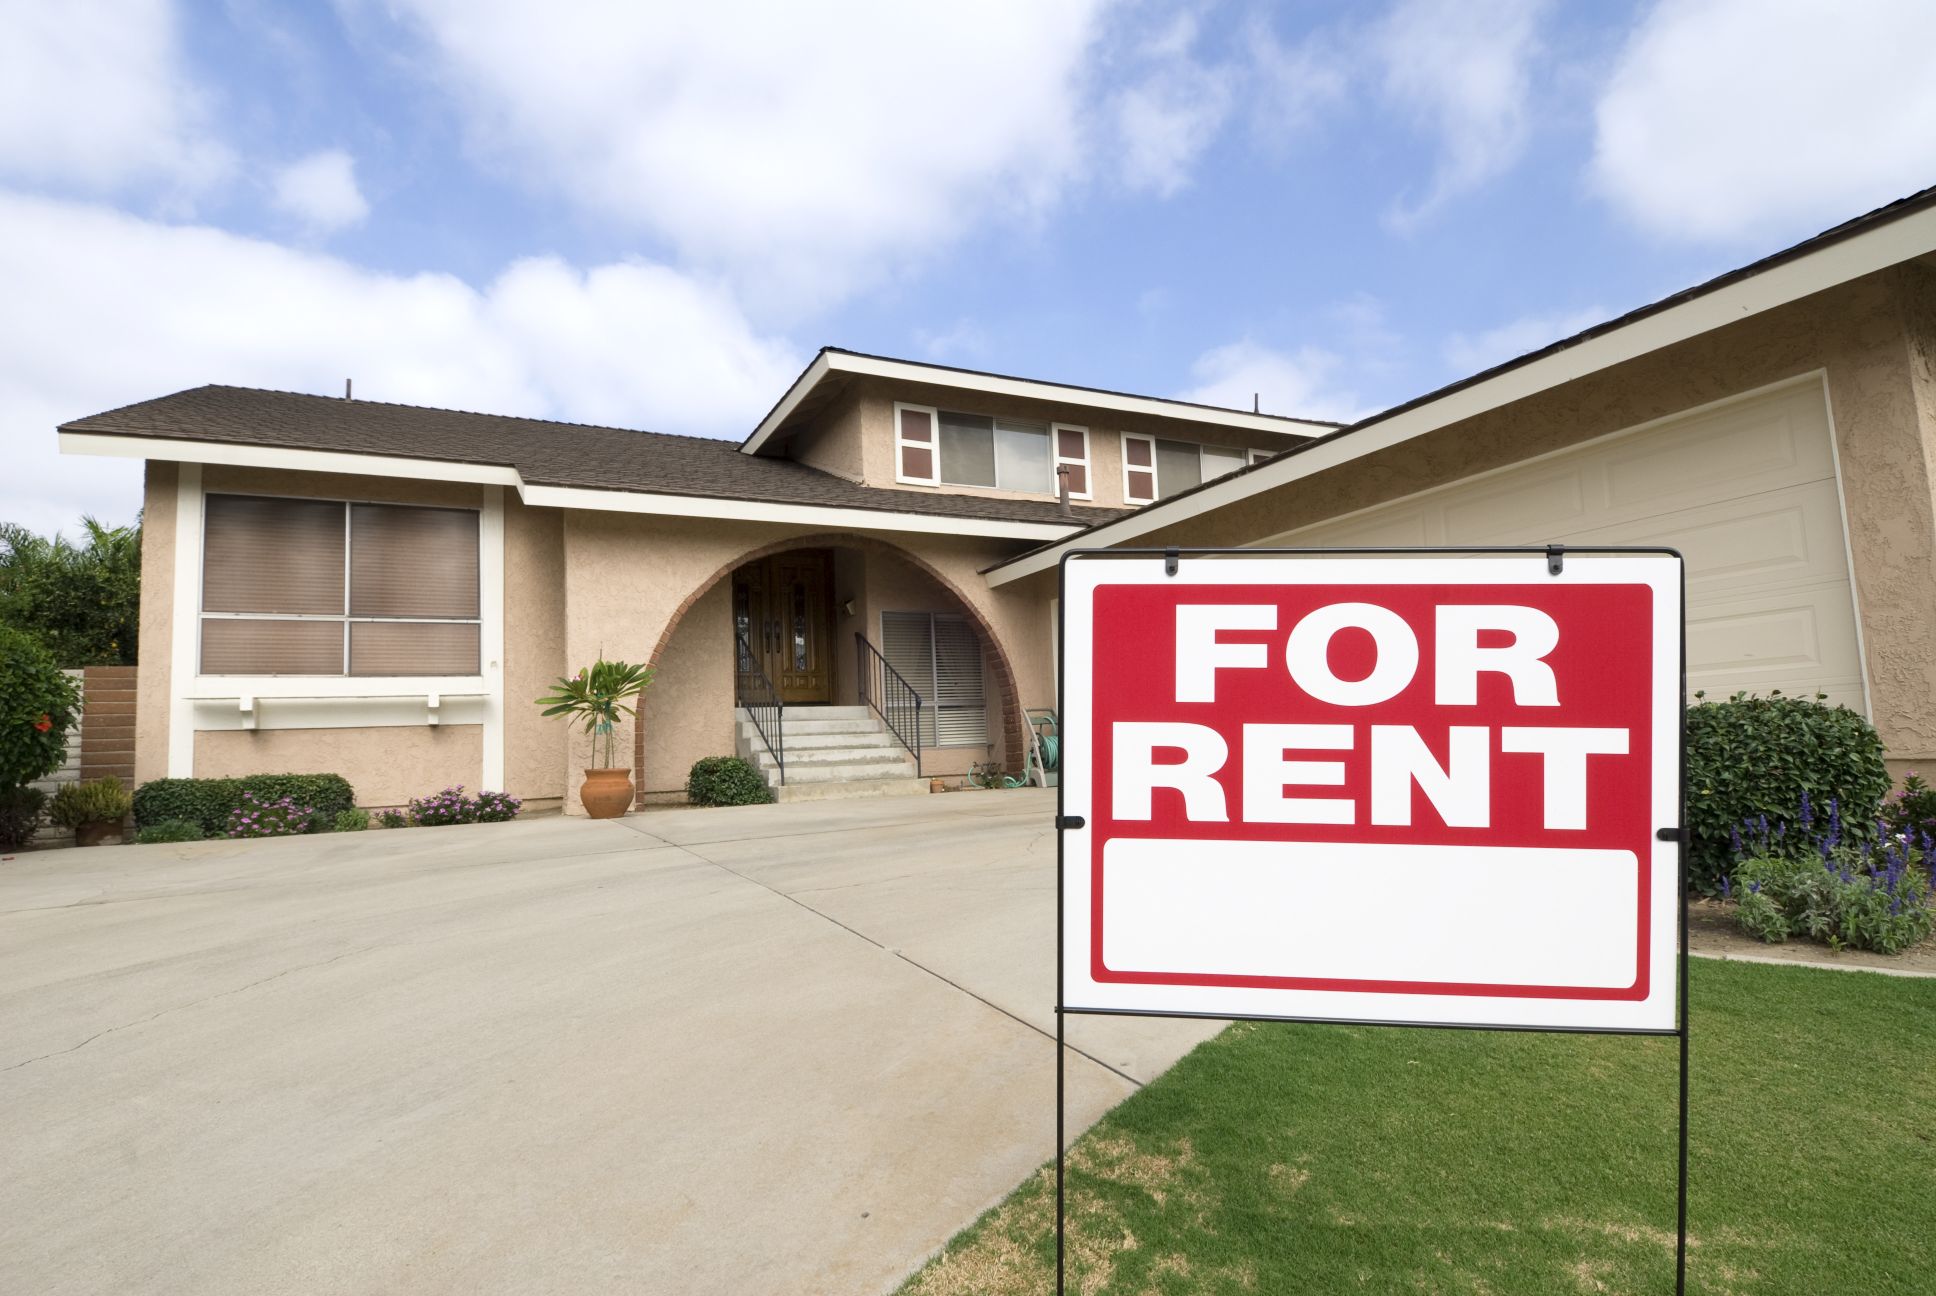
[793, 583, 808, 670]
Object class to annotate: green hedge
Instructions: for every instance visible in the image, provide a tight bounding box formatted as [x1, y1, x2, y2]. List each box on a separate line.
[687, 756, 774, 807]
[1686, 691, 1889, 894]
[132, 774, 356, 836]
[0, 624, 81, 789]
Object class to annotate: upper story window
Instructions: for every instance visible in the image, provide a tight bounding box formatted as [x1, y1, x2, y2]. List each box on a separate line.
[1122, 434, 1251, 505]
[896, 403, 1090, 499]
[199, 494, 481, 677]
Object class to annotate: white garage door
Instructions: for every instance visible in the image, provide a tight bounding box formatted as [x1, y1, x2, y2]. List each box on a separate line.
[1271, 378, 1867, 711]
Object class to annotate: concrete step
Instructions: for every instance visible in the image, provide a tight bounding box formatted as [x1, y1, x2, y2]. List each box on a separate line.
[736, 722, 901, 751]
[777, 745, 912, 767]
[763, 758, 916, 783]
[734, 706, 876, 723]
[774, 776, 928, 803]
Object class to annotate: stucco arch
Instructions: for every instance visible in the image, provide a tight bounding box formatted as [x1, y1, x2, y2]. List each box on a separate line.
[633, 531, 1028, 788]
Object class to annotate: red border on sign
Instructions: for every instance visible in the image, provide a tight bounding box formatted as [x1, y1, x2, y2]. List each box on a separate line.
[1083, 577, 1657, 1004]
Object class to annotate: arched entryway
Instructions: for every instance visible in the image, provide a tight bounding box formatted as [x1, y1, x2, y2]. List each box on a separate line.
[634, 533, 1027, 802]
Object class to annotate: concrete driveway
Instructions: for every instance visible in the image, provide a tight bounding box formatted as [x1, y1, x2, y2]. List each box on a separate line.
[0, 791, 1217, 1295]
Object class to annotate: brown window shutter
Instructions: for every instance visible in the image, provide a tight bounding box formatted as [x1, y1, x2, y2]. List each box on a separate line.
[899, 407, 935, 481]
[349, 622, 480, 676]
[203, 495, 345, 614]
[200, 618, 344, 675]
[350, 504, 480, 617]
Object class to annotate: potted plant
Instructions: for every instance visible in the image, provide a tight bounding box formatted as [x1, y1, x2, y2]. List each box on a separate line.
[48, 776, 133, 846]
[537, 657, 656, 819]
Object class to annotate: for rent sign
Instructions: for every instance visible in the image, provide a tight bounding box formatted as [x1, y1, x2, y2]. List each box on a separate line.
[1060, 552, 1684, 1032]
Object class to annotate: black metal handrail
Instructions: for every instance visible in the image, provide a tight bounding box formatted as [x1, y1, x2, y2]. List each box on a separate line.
[856, 631, 923, 778]
[735, 630, 784, 785]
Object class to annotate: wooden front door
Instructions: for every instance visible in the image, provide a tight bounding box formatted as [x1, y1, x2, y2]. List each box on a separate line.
[732, 550, 835, 704]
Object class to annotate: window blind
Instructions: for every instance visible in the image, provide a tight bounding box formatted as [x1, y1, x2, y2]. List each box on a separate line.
[879, 610, 988, 748]
[201, 494, 344, 614]
[350, 505, 479, 618]
[200, 494, 482, 676]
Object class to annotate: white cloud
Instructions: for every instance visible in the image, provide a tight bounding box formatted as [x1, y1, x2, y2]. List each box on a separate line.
[1591, 0, 1936, 245]
[1373, 0, 1549, 230]
[272, 149, 371, 233]
[1444, 305, 1608, 375]
[0, 190, 800, 539]
[1105, 10, 1237, 197]
[0, 0, 232, 196]
[358, 0, 1110, 313]
[1247, 19, 1350, 148]
[1175, 339, 1365, 422]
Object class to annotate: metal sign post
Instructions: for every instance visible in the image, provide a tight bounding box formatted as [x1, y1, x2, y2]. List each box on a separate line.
[1052, 546, 1689, 1295]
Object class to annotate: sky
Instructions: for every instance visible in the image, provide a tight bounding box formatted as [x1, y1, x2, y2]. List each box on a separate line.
[4, 0, 1936, 538]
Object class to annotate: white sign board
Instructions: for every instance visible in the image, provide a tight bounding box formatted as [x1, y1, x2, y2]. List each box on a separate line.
[1059, 553, 1683, 1032]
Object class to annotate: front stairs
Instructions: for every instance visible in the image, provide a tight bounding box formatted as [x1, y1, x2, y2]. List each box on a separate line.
[734, 706, 928, 802]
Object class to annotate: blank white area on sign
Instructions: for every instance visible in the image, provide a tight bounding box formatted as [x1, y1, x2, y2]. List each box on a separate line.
[1101, 839, 1639, 991]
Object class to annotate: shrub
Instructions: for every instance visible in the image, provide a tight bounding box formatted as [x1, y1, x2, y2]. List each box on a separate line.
[1883, 771, 1936, 840]
[135, 819, 205, 844]
[0, 785, 48, 851]
[409, 785, 478, 827]
[472, 790, 522, 823]
[226, 790, 319, 838]
[376, 808, 409, 829]
[1730, 845, 1934, 955]
[687, 756, 773, 807]
[133, 774, 355, 835]
[1686, 691, 1889, 894]
[0, 624, 81, 790]
[47, 776, 132, 830]
[333, 808, 371, 833]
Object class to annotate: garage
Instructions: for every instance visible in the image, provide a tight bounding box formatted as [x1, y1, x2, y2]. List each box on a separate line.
[1267, 377, 1868, 711]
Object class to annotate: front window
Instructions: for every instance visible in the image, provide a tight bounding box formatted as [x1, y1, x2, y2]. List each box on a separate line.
[897, 403, 1089, 498]
[1122, 435, 1248, 504]
[199, 494, 481, 676]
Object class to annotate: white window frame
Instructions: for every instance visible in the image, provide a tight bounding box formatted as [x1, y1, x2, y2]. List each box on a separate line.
[878, 609, 988, 748]
[198, 492, 484, 679]
[1121, 435, 1252, 504]
[893, 401, 941, 487]
[1121, 432, 1158, 505]
[1051, 423, 1093, 501]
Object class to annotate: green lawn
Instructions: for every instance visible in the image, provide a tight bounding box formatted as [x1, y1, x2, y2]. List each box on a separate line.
[901, 959, 1934, 1295]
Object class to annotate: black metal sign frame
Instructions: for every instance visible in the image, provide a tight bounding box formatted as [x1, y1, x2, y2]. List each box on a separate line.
[1052, 544, 1691, 1295]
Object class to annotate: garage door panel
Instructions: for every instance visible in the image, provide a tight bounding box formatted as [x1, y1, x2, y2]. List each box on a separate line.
[1567, 484, 1851, 598]
[1273, 379, 1865, 711]
[1441, 464, 1590, 542]
[1602, 385, 1833, 513]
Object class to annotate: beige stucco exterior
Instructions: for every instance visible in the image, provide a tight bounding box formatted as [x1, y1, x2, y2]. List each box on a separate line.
[193, 725, 483, 808]
[122, 258, 1936, 805]
[777, 375, 1306, 510]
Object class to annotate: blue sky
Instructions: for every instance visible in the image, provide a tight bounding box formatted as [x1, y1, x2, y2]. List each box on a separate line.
[5, 0, 1936, 537]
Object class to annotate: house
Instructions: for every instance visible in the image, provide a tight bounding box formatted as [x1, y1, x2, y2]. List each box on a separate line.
[57, 185, 1936, 810]
[58, 352, 1326, 810]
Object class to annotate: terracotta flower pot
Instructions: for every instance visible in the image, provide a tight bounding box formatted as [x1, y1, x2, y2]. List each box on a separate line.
[579, 768, 635, 819]
[76, 821, 123, 847]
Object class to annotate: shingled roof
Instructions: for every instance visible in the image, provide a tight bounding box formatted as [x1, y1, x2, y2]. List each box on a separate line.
[62, 385, 1129, 528]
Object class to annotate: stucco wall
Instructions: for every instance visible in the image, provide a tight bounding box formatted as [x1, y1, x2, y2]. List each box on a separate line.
[796, 375, 1305, 508]
[1121, 273, 1936, 761]
[135, 460, 177, 788]
[193, 725, 482, 807]
[503, 496, 568, 809]
[561, 513, 1053, 811]
[637, 579, 735, 797]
